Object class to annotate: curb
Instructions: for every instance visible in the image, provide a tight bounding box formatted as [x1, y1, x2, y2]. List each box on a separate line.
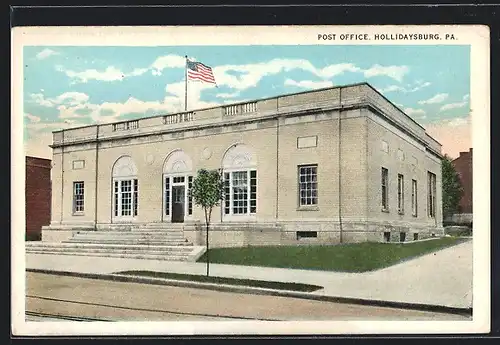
[27, 268, 472, 317]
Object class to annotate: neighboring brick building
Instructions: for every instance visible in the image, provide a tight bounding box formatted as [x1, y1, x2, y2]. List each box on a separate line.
[26, 156, 52, 240]
[452, 148, 473, 215]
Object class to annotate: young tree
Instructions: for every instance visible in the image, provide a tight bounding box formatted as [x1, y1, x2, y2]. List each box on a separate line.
[442, 154, 464, 220]
[190, 168, 224, 276]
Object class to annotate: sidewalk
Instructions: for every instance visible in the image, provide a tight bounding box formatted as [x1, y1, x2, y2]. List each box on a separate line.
[24, 239, 473, 311]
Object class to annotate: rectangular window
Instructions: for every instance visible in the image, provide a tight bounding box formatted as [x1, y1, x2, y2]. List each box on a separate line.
[114, 181, 119, 217]
[133, 179, 138, 216]
[232, 171, 248, 214]
[121, 180, 132, 216]
[250, 170, 257, 213]
[188, 176, 193, 215]
[223, 170, 257, 215]
[165, 177, 170, 216]
[381, 167, 389, 211]
[397, 174, 404, 214]
[224, 172, 230, 215]
[73, 181, 84, 213]
[411, 179, 418, 217]
[298, 165, 318, 206]
[428, 172, 437, 218]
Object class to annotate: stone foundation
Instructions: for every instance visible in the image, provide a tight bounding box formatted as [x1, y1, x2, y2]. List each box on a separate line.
[41, 220, 444, 247]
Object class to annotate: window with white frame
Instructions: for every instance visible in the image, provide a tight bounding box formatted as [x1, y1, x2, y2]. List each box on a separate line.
[411, 179, 418, 217]
[428, 171, 437, 218]
[112, 156, 139, 220]
[73, 181, 84, 213]
[222, 143, 258, 218]
[162, 149, 194, 219]
[397, 174, 404, 214]
[381, 167, 389, 211]
[223, 170, 257, 215]
[298, 165, 318, 206]
[114, 179, 138, 217]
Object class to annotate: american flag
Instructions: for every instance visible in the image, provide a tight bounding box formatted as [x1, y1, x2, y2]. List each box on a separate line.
[187, 60, 217, 85]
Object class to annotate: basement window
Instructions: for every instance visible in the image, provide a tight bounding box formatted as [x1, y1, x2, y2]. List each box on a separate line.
[413, 233, 419, 241]
[296, 231, 317, 240]
[400, 232, 406, 242]
[384, 232, 391, 242]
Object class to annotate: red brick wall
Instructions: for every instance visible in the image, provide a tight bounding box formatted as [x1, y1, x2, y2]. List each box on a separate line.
[26, 156, 52, 240]
[452, 148, 473, 214]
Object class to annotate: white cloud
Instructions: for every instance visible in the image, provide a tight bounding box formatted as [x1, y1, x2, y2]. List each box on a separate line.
[150, 55, 186, 71]
[61, 66, 125, 83]
[284, 78, 334, 89]
[29, 92, 90, 112]
[363, 64, 409, 82]
[410, 81, 431, 91]
[53, 92, 90, 106]
[316, 63, 361, 78]
[24, 113, 40, 123]
[404, 107, 426, 117]
[212, 59, 362, 91]
[418, 93, 449, 105]
[440, 95, 469, 111]
[36, 48, 59, 60]
[129, 68, 149, 77]
[216, 92, 240, 99]
[380, 85, 406, 93]
[152, 70, 162, 76]
[30, 93, 54, 107]
[379, 81, 431, 94]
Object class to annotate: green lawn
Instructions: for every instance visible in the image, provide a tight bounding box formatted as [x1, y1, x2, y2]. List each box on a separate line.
[115, 271, 323, 292]
[197, 237, 467, 273]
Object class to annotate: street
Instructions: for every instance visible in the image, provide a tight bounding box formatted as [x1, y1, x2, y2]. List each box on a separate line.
[26, 272, 469, 322]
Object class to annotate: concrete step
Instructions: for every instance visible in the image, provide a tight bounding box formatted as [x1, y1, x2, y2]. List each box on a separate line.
[69, 235, 186, 242]
[63, 239, 190, 246]
[25, 250, 190, 261]
[72, 231, 185, 236]
[25, 242, 193, 252]
[26, 246, 193, 256]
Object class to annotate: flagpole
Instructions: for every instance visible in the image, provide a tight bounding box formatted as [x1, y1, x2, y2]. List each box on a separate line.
[184, 55, 188, 111]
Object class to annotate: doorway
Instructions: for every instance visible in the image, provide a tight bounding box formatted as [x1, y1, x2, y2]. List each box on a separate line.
[171, 185, 185, 223]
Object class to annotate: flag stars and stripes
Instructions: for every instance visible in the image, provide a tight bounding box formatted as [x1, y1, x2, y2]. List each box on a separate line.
[187, 60, 217, 85]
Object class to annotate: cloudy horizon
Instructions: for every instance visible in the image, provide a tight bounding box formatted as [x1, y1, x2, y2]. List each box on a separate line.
[22, 45, 471, 159]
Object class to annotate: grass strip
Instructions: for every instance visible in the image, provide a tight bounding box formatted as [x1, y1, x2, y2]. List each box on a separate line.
[116, 270, 323, 292]
[197, 237, 467, 272]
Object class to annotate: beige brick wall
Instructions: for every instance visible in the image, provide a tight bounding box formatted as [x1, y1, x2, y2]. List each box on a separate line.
[47, 85, 444, 245]
[366, 108, 442, 231]
[92, 121, 278, 224]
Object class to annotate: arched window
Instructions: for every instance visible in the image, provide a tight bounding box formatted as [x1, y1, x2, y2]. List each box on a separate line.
[222, 143, 257, 217]
[163, 149, 193, 223]
[112, 156, 139, 220]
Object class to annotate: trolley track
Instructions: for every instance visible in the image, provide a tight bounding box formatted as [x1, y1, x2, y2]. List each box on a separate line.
[26, 294, 281, 321]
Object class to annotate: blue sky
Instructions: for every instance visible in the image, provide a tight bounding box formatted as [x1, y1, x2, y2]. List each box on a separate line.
[23, 45, 471, 158]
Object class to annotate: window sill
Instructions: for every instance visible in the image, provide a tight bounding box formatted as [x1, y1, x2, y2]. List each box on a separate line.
[381, 208, 389, 213]
[398, 211, 405, 216]
[297, 206, 319, 212]
[72, 212, 85, 216]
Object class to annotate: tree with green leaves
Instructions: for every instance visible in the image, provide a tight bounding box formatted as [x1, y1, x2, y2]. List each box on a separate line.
[442, 154, 464, 220]
[190, 168, 225, 276]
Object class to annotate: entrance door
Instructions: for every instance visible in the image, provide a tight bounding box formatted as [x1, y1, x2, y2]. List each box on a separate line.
[171, 185, 185, 223]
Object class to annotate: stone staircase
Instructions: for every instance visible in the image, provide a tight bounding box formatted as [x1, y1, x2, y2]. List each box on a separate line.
[26, 224, 206, 262]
